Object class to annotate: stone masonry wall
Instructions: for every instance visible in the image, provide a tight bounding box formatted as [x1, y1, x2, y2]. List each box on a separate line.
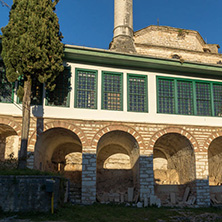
[1, 115, 220, 206]
[0, 176, 62, 212]
[134, 26, 205, 52]
[134, 26, 222, 65]
[135, 44, 222, 65]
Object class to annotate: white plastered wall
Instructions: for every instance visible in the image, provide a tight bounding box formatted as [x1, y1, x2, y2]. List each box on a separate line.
[1, 62, 222, 127]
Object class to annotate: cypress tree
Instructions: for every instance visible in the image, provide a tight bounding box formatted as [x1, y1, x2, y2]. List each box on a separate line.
[1, 0, 64, 169]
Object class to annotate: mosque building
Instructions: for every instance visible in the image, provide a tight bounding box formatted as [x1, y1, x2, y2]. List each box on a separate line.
[1, 0, 222, 206]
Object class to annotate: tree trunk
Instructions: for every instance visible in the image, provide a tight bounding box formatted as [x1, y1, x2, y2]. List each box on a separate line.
[18, 76, 32, 169]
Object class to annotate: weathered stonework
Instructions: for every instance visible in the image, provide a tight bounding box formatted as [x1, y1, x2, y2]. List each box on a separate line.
[1, 114, 221, 206]
[0, 176, 62, 212]
[134, 25, 222, 65]
[110, 36, 136, 53]
[81, 153, 97, 204]
[1, 6, 222, 207]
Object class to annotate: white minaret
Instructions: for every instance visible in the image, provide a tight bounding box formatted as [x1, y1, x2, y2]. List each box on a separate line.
[110, 0, 136, 53]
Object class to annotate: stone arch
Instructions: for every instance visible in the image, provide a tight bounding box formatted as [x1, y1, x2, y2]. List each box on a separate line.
[148, 127, 199, 152]
[206, 132, 222, 187]
[34, 125, 84, 203]
[0, 119, 20, 160]
[0, 117, 21, 137]
[91, 124, 145, 153]
[29, 121, 88, 149]
[203, 131, 222, 151]
[152, 128, 197, 205]
[95, 126, 141, 203]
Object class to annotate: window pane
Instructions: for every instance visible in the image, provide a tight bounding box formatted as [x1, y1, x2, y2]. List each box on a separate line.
[128, 75, 147, 112]
[196, 82, 211, 116]
[103, 73, 122, 111]
[213, 84, 222, 116]
[46, 67, 71, 107]
[177, 81, 193, 115]
[158, 79, 174, 114]
[76, 69, 97, 109]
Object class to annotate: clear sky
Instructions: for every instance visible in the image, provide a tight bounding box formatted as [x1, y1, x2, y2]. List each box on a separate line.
[1, 0, 222, 52]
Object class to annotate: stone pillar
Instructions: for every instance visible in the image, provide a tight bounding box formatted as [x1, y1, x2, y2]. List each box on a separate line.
[110, 0, 136, 53]
[195, 151, 210, 206]
[139, 154, 154, 200]
[0, 136, 6, 161]
[81, 153, 97, 204]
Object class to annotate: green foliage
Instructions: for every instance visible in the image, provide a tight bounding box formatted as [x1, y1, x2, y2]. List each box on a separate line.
[0, 55, 14, 102]
[0, 152, 18, 170]
[17, 85, 24, 101]
[1, 0, 64, 92]
[1, 204, 222, 221]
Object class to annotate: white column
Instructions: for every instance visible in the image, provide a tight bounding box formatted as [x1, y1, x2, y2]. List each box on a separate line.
[113, 0, 133, 38]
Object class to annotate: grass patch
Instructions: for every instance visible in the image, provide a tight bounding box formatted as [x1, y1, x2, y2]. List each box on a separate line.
[1, 203, 222, 222]
[0, 168, 60, 176]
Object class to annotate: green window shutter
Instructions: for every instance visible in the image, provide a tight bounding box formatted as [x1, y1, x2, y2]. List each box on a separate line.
[213, 83, 222, 116]
[177, 80, 193, 115]
[75, 68, 97, 109]
[195, 82, 211, 116]
[157, 78, 175, 114]
[102, 71, 123, 111]
[157, 76, 222, 117]
[127, 74, 148, 112]
[46, 66, 71, 107]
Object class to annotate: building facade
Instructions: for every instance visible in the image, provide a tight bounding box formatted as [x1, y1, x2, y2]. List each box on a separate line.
[1, 0, 222, 207]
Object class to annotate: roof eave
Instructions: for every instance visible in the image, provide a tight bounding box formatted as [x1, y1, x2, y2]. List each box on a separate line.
[64, 45, 222, 77]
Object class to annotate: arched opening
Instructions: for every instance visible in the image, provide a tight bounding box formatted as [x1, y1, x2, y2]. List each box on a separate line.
[96, 130, 139, 203]
[208, 137, 222, 199]
[34, 127, 82, 203]
[0, 124, 19, 165]
[153, 133, 196, 205]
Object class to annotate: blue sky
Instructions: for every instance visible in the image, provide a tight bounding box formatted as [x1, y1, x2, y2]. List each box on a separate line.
[1, 0, 222, 52]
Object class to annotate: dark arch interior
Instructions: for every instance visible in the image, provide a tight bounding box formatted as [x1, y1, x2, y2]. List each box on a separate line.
[0, 124, 18, 161]
[34, 127, 82, 203]
[96, 130, 139, 203]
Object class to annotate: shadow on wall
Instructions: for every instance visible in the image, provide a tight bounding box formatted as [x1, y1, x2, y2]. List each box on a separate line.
[34, 127, 82, 203]
[32, 127, 218, 207]
[153, 133, 197, 205]
[0, 124, 19, 163]
[96, 130, 140, 203]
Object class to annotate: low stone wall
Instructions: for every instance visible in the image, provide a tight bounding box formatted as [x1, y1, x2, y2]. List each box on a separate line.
[0, 176, 63, 212]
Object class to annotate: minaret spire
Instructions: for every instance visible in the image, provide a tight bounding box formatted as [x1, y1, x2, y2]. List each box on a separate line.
[110, 0, 136, 53]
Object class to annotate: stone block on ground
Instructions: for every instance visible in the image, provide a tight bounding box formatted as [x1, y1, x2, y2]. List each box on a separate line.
[186, 196, 196, 205]
[128, 187, 134, 202]
[210, 194, 220, 204]
[170, 193, 176, 204]
[144, 197, 148, 207]
[133, 194, 139, 203]
[137, 202, 143, 208]
[215, 193, 222, 202]
[120, 193, 124, 203]
[150, 195, 161, 207]
[114, 193, 120, 202]
[182, 187, 190, 203]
